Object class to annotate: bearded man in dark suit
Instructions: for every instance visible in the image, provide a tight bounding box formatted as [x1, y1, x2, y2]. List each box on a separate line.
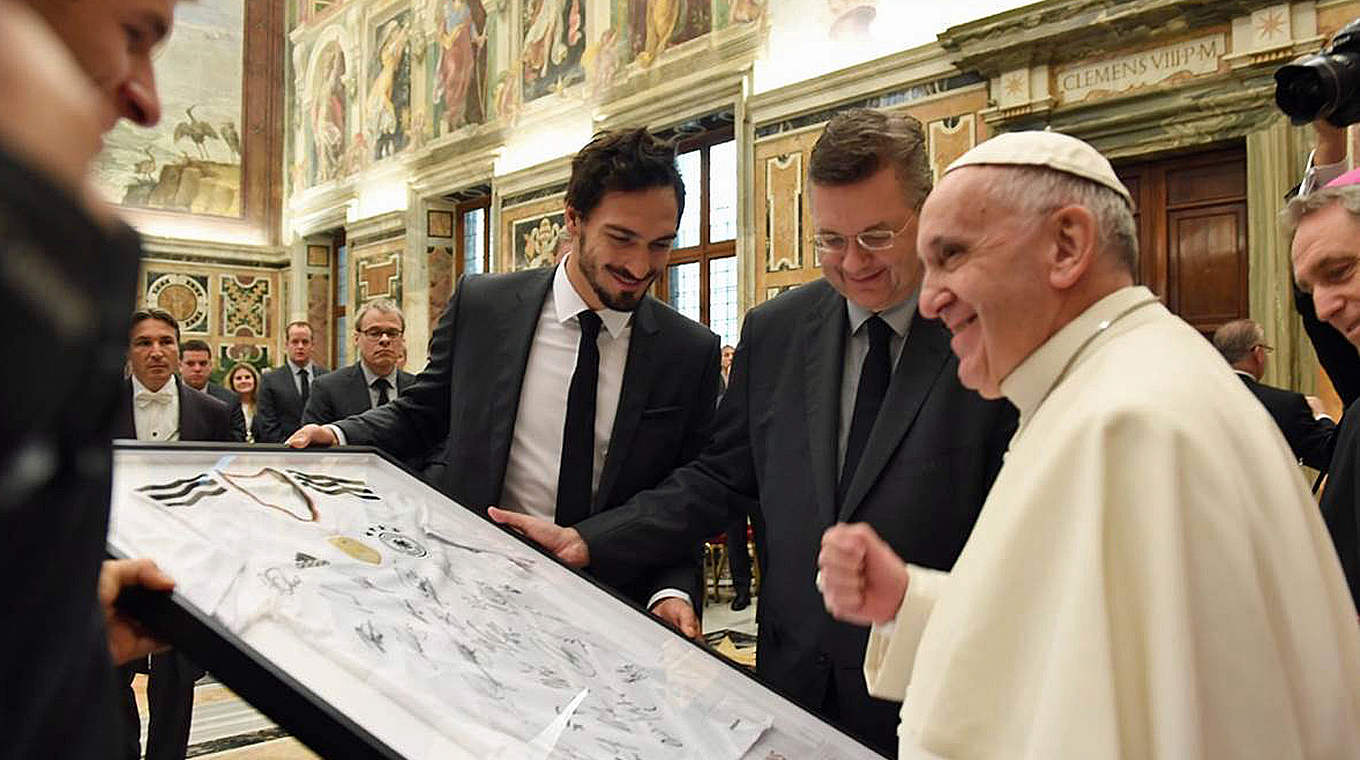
[111, 309, 233, 760]
[288, 128, 720, 638]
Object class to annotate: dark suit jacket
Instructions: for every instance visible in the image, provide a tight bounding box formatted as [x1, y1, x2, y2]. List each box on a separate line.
[1238, 374, 1337, 470]
[576, 279, 1017, 744]
[201, 382, 246, 443]
[301, 362, 415, 426]
[336, 267, 722, 608]
[0, 146, 140, 759]
[112, 378, 235, 444]
[255, 362, 328, 443]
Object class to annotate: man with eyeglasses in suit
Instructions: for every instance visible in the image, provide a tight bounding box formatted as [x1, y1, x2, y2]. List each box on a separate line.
[491, 108, 1017, 756]
[301, 299, 417, 466]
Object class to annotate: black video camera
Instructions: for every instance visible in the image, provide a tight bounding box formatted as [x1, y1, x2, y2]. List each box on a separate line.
[1275, 18, 1360, 127]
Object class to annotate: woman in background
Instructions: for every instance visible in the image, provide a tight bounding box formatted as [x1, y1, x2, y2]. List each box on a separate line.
[227, 363, 261, 443]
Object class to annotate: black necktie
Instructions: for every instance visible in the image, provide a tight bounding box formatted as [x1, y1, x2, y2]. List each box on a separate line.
[372, 377, 391, 407]
[839, 316, 892, 501]
[297, 368, 310, 405]
[556, 310, 603, 527]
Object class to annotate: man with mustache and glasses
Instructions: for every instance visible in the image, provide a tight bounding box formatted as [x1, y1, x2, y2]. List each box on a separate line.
[288, 128, 721, 637]
[490, 109, 1017, 756]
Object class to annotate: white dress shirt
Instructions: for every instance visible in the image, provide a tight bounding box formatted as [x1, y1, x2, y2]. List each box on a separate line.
[359, 363, 400, 408]
[500, 256, 631, 522]
[132, 375, 180, 442]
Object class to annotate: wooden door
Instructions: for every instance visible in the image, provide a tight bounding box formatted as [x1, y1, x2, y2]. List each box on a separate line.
[1116, 147, 1248, 335]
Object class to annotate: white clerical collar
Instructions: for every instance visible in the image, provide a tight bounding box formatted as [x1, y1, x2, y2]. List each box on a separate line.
[132, 373, 178, 399]
[846, 292, 917, 338]
[359, 362, 397, 388]
[1234, 370, 1257, 381]
[1002, 285, 1159, 419]
[553, 254, 631, 338]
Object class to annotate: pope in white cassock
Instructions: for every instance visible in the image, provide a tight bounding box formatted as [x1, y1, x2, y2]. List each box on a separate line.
[816, 131, 1360, 759]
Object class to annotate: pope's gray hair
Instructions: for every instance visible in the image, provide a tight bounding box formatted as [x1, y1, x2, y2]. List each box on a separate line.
[1281, 185, 1360, 238]
[978, 165, 1139, 274]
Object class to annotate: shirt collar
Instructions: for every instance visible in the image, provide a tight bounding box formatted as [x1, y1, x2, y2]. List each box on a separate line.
[287, 359, 313, 374]
[1233, 370, 1257, 381]
[846, 291, 918, 338]
[359, 362, 397, 388]
[553, 254, 631, 338]
[132, 374, 177, 398]
[1001, 285, 1157, 419]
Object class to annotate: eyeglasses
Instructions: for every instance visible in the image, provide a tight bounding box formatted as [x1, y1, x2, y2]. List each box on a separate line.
[813, 215, 914, 254]
[1255, 343, 1275, 353]
[359, 327, 404, 341]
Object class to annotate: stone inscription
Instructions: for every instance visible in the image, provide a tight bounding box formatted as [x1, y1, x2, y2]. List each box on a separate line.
[1056, 34, 1226, 105]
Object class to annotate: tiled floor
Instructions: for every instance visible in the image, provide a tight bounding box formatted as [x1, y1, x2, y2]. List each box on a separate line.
[156, 594, 760, 758]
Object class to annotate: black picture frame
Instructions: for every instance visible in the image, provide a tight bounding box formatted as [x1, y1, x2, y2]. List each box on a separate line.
[109, 441, 886, 759]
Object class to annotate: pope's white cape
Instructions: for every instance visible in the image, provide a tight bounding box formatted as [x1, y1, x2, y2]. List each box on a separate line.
[864, 286, 1360, 758]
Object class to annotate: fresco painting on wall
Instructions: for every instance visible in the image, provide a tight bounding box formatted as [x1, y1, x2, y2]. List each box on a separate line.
[513, 212, 569, 270]
[368, 9, 412, 160]
[310, 42, 349, 186]
[630, 0, 710, 66]
[429, 0, 489, 136]
[521, 0, 586, 101]
[718, 0, 765, 27]
[94, 0, 243, 216]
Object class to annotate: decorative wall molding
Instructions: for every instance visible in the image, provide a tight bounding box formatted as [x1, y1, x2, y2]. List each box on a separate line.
[140, 237, 289, 267]
[748, 43, 962, 130]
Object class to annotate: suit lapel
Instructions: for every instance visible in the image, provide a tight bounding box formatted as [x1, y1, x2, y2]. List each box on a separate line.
[347, 364, 371, 410]
[805, 286, 847, 528]
[113, 379, 135, 439]
[177, 380, 205, 441]
[838, 314, 950, 521]
[594, 298, 660, 511]
[487, 269, 555, 494]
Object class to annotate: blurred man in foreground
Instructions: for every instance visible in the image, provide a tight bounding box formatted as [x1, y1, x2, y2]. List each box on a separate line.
[1, 0, 182, 757]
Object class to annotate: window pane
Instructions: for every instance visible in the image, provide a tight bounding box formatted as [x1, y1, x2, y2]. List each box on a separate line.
[675, 150, 702, 249]
[462, 207, 486, 274]
[708, 256, 739, 348]
[336, 316, 348, 367]
[709, 140, 737, 243]
[667, 261, 702, 323]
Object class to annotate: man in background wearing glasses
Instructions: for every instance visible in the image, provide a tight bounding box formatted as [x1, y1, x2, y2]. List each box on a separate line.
[1213, 318, 1337, 472]
[491, 108, 1017, 756]
[302, 298, 417, 466]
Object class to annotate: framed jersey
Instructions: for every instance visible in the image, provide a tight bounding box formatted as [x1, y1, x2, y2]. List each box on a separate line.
[108, 442, 883, 759]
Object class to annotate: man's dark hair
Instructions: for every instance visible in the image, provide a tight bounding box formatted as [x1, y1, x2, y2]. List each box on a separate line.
[180, 338, 211, 355]
[130, 308, 181, 345]
[809, 108, 932, 210]
[565, 128, 685, 222]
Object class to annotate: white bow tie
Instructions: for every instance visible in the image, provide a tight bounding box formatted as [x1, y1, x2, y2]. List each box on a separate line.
[135, 390, 174, 409]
